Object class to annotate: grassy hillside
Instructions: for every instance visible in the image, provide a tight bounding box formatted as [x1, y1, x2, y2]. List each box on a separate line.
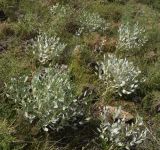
[0, 0, 160, 149]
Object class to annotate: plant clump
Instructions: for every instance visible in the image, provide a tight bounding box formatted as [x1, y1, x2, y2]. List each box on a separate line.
[7, 66, 75, 131]
[97, 106, 147, 150]
[50, 3, 72, 19]
[116, 22, 147, 51]
[7, 66, 92, 131]
[31, 32, 66, 64]
[96, 54, 145, 96]
[50, 3, 73, 30]
[76, 11, 109, 35]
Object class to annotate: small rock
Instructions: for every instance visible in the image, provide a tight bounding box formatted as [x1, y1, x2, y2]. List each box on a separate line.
[92, 102, 134, 123]
[105, 105, 134, 123]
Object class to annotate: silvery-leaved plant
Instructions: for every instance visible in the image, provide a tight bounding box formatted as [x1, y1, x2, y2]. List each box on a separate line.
[7, 66, 75, 131]
[97, 106, 147, 150]
[7, 66, 91, 131]
[32, 32, 66, 64]
[76, 11, 109, 36]
[96, 54, 145, 96]
[50, 3, 72, 21]
[117, 22, 147, 51]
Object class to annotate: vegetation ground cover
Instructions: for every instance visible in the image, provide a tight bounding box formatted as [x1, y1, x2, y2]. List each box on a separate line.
[0, 0, 160, 149]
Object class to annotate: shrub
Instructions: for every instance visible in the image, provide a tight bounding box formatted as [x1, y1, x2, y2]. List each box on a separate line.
[7, 66, 74, 130]
[97, 106, 147, 150]
[50, 3, 73, 30]
[96, 54, 145, 96]
[76, 11, 109, 35]
[50, 3, 72, 19]
[116, 22, 147, 51]
[7, 66, 91, 131]
[31, 32, 66, 65]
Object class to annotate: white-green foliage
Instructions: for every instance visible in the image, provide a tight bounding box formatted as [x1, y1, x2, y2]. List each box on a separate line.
[76, 11, 108, 35]
[49, 3, 73, 34]
[97, 107, 147, 150]
[7, 67, 75, 130]
[97, 54, 144, 96]
[117, 22, 147, 50]
[32, 32, 66, 64]
[7, 66, 91, 131]
[50, 3, 72, 25]
[50, 3, 72, 18]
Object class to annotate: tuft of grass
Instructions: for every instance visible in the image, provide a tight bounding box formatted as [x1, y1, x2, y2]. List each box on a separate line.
[0, 49, 31, 84]
[69, 45, 98, 95]
[0, 119, 15, 150]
